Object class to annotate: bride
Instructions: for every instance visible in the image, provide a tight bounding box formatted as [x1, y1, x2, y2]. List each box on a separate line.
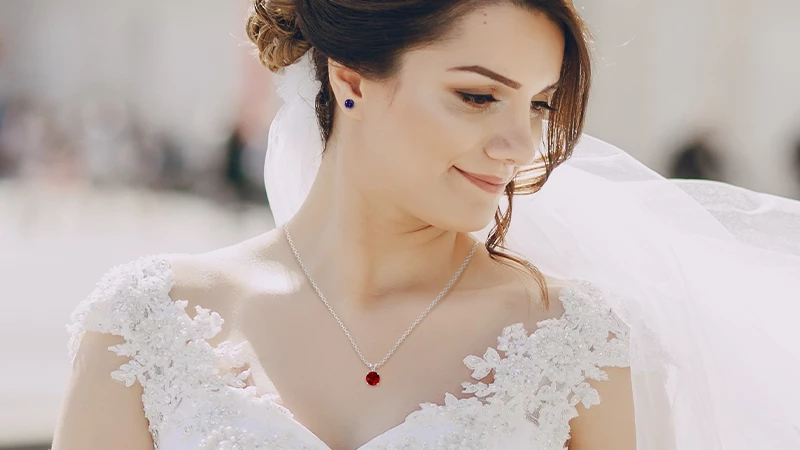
[52, 1, 800, 449]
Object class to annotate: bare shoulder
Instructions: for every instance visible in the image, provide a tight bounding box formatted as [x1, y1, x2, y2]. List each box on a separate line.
[53, 229, 292, 450]
[163, 227, 291, 316]
[515, 270, 571, 331]
[568, 364, 636, 449]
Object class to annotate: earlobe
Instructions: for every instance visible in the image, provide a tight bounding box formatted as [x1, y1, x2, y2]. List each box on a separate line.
[328, 58, 364, 114]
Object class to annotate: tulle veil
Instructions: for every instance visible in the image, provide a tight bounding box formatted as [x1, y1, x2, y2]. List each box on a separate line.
[264, 51, 800, 449]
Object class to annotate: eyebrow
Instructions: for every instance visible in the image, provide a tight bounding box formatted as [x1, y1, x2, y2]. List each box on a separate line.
[447, 65, 560, 95]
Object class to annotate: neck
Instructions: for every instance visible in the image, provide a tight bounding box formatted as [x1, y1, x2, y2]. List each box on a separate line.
[284, 145, 481, 311]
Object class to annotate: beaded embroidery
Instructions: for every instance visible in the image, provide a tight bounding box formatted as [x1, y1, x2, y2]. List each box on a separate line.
[67, 255, 630, 449]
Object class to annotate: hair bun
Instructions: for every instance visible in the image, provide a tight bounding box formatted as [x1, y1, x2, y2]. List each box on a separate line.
[246, 0, 312, 73]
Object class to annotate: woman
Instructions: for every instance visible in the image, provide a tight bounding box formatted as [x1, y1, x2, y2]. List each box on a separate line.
[53, 1, 800, 449]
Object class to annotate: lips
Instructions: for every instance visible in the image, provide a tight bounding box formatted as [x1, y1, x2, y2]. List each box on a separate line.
[456, 168, 508, 194]
[461, 171, 505, 185]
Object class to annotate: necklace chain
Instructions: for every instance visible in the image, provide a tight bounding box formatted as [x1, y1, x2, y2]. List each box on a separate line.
[283, 223, 480, 372]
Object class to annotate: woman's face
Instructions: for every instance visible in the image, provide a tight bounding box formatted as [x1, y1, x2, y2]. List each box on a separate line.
[348, 4, 565, 232]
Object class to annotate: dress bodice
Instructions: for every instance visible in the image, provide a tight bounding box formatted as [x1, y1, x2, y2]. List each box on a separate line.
[66, 254, 630, 450]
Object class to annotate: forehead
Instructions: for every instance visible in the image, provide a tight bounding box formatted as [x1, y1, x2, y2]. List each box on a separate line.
[403, 4, 565, 91]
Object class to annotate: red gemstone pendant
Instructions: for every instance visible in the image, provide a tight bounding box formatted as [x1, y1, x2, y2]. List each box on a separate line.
[366, 371, 380, 386]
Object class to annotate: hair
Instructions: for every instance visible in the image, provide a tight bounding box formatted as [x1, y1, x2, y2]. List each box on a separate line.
[247, 0, 594, 309]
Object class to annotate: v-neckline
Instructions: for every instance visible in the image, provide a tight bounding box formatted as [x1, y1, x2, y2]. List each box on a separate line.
[225, 308, 574, 450]
[275, 394, 425, 450]
[244, 321, 533, 450]
[159, 254, 577, 450]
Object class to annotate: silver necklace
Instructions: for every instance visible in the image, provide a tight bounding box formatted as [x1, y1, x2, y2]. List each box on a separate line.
[283, 223, 480, 386]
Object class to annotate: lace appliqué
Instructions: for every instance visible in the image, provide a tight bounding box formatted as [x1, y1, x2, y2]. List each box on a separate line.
[199, 425, 311, 450]
[66, 255, 307, 448]
[67, 256, 630, 450]
[392, 280, 631, 450]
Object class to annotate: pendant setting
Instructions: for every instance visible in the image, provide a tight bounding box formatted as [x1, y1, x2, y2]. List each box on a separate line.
[366, 364, 380, 386]
[366, 371, 380, 386]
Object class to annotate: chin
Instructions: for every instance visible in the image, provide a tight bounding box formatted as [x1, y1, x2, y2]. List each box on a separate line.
[435, 209, 497, 233]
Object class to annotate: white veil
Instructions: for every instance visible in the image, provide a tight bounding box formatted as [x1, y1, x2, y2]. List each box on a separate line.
[265, 51, 800, 449]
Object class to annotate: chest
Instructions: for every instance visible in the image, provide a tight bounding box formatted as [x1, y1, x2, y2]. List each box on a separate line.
[227, 289, 529, 449]
[128, 276, 626, 450]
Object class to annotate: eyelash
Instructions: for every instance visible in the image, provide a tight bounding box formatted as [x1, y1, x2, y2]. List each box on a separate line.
[456, 92, 557, 117]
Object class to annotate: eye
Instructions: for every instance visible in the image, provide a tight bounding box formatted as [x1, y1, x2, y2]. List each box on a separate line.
[457, 92, 557, 119]
[531, 101, 556, 112]
[531, 101, 557, 119]
[457, 92, 499, 107]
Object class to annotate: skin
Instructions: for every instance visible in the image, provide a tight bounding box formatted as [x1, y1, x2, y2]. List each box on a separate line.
[293, 5, 560, 309]
[52, 4, 636, 450]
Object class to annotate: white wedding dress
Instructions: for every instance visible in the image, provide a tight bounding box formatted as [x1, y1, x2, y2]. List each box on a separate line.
[59, 49, 800, 450]
[67, 254, 630, 450]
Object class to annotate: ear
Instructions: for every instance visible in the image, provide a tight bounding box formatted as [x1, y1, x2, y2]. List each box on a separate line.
[327, 58, 364, 119]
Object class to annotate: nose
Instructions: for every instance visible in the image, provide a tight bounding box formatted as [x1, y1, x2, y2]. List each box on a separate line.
[484, 113, 541, 167]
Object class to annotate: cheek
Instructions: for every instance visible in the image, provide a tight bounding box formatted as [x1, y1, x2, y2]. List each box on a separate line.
[532, 121, 545, 149]
[397, 93, 478, 168]
[362, 93, 501, 229]
[373, 92, 468, 184]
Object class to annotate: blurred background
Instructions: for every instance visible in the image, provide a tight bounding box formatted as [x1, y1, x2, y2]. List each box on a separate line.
[1, 0, 799, 448]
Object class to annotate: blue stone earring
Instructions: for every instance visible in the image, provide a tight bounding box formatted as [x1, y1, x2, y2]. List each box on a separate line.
[344, 99, 355, 109]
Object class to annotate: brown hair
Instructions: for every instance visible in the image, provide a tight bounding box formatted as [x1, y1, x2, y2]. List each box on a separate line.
[247, 0, 594, 308]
